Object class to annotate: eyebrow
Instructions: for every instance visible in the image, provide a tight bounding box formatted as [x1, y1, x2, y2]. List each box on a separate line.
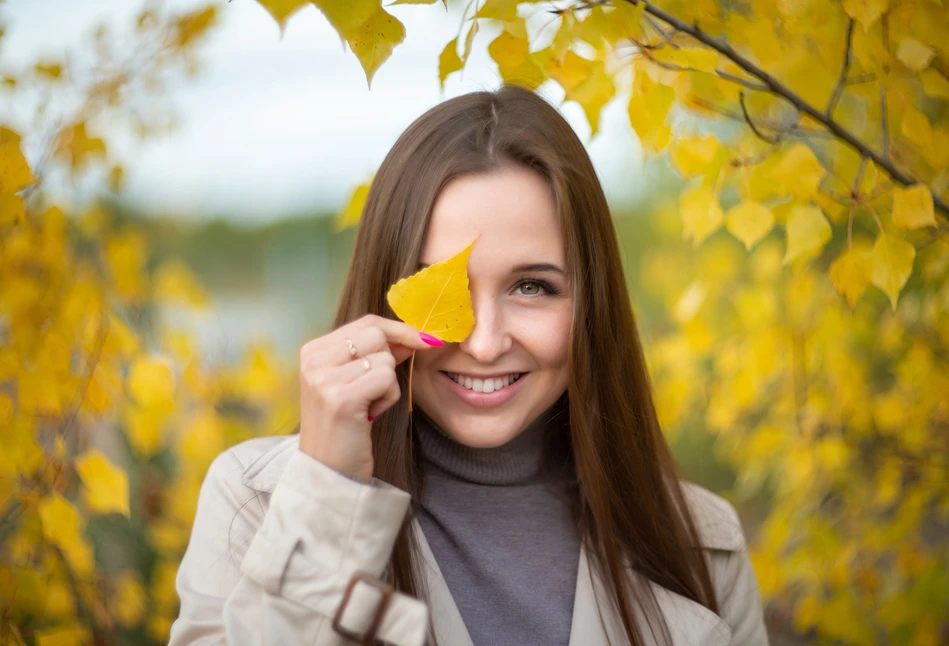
[417, 261, 565, 275]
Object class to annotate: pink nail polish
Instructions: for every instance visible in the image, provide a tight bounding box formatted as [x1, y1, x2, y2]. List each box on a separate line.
[368, 415, 375, 422]
[419, 332, 444, 346]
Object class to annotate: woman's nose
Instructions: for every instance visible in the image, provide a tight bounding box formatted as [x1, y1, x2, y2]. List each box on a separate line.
[459, 297, 510, 364]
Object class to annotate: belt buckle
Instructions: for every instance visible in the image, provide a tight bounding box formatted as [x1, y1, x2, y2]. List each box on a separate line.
[332, 570, 394, 645]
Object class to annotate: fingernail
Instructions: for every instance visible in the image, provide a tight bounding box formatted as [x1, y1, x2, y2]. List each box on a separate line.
[419, 332, 444, 346]
[368, 415, 375, 422]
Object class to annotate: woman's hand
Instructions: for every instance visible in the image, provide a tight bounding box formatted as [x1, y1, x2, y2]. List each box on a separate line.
[298, 314, 441, 482]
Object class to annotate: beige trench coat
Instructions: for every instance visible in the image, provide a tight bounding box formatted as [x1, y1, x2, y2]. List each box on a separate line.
[168, 434, 769, 646]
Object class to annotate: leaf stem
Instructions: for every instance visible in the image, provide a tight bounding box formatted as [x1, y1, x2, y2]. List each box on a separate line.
[408, 351, 416, 412]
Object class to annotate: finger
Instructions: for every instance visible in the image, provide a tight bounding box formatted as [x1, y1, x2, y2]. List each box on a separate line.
[355, 315, 444, 363]
[349, 359, 399, 409]
[367, 376, 402, 419]
[317, 325, 391, 368]
[313, 350, 393, 388]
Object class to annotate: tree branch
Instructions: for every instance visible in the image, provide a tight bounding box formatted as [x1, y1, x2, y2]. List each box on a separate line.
[620, 0, 949, 220]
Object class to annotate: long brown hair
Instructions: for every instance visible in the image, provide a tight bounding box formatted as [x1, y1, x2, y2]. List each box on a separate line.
[331, 83, 718, 645]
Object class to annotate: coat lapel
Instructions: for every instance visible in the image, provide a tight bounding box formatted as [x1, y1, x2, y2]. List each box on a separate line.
[567, 542, 732, 646]
[412, 520, 475, 646]
[415, 518, 731, 646]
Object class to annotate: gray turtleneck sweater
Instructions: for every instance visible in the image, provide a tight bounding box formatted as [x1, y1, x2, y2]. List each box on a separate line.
[412, 401, 581, 646]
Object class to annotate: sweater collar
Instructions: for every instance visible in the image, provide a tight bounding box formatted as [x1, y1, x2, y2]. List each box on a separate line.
[412, 393, 570, 486]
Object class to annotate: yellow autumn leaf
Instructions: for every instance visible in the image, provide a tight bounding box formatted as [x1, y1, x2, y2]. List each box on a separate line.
[841, 0, 888, 31]
[256, 0, 311, 33]
[488, 24, 545, 92]
[128, 354, 176, 409]
[37, 493, 94, 574]
[895, 38, 934, 72]
[334, 174, 374, 231]
[547, 50, 593, 94]
[660, 46, 719, 73]
[892, 183, 936, 230]
[474, 0, 519, 21]
[122, 402, 170, 458]
[0, 192, 25, 226]
[34, 625, 92, 646]
[56, 122, 107, 170]
[153, 258, 210, 307]
[348, 5, 406, 89]
[309, 1, 404, 89]
[438, 37, 463, 89]
[627, 78, 674, 153]
[0, 417, 44, 477]
[829, 244, 872, 307]
[112, 572, 147, 628]
[387, 237, 477, 342]
[679, 183, 723, 247]
[75, 449, 130, 517]
[670, 135, 720, 180]
[901, 108, 932, 154]
[563, 58, 614, 137]
[0, 139, 35, 194]
[783, 204, 831, 264]
[725, 200, 774, 250]
[462, 20, 479, 63]
[770, 143, 824, 201]
[920, 69, 949, 99]
[105, 230, 148, 303]
[869, 232, 915, 310]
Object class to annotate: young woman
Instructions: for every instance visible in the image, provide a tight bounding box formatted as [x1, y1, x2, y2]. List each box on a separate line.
[169, 84, 769, 646]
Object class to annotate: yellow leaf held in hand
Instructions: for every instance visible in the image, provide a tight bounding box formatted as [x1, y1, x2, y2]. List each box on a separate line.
[75, 449, 130, 517]
[387, 236, 478, 409]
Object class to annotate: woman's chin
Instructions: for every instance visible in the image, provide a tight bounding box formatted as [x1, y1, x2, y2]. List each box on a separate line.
[437, 413, 522, 449]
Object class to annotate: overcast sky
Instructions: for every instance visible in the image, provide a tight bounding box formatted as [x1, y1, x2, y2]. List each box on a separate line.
[1, 0, 648, 224]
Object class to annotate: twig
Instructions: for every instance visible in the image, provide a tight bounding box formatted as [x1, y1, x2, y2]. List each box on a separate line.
[852, 155, 867, 197]
[880, 85, 889, 164]
[826, 18, 854, 118]
[59, 309, 110, 440]
[690, 96, 830, 140]
[739, 91, 781, 144]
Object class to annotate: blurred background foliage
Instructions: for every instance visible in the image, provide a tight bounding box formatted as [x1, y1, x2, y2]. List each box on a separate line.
[1, 0, 948, 645]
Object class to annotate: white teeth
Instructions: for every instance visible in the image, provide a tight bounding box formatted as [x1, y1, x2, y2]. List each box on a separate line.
[447, 373, 522, 392]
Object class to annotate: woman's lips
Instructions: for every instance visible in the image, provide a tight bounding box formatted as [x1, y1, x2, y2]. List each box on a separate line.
[440, 371, 527, 408]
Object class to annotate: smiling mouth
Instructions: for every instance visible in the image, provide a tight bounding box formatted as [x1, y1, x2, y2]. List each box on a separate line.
[440, 371, 525, 393]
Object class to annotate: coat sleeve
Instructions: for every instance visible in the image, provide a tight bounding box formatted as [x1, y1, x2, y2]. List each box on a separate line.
[716, 540, 770, 645]
[167, 446, 430, 646]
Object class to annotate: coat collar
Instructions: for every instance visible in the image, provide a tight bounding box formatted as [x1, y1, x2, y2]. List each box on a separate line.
[240, 436, 735, 646]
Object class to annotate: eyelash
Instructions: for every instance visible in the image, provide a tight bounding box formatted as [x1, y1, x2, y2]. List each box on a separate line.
[514, 278, 560, 297]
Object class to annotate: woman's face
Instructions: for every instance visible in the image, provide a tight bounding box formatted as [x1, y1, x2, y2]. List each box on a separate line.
[412, 166, 572, 448]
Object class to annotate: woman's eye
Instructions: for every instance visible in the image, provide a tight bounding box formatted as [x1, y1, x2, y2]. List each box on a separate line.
[516, 280, 550, 296]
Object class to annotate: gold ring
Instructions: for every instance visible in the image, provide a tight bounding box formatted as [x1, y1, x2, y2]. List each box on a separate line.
[345, 337, 357, 358]
[362, 357, 371, 371]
